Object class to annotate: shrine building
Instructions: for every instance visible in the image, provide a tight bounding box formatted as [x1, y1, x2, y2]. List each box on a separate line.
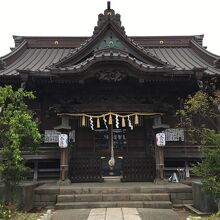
[1, 2, 220, 182]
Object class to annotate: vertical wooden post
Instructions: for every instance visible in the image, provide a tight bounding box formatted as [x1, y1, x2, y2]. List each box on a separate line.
[54, 116, 71, 185]
[158, 147, 164, 179]
[60, 148, 66, 181]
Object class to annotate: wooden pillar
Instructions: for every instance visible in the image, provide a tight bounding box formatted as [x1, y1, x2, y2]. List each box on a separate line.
[155, 146, 160, 179]
[152, 116, 169, 180]
[158, 147, 164, 179]
[60, 148, 69, 181]
[54, 116, 71, 184]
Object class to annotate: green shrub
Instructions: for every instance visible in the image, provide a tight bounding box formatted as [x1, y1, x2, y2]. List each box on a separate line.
[0, 202, 12, 219]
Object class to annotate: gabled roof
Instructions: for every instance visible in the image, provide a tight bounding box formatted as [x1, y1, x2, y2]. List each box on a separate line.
[0, 4, 220, 77]
[46, 7, 171, 71]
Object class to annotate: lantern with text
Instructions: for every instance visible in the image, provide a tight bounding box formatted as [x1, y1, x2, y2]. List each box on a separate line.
[156, 133, 166, 147]
[58, 134, 68, 148]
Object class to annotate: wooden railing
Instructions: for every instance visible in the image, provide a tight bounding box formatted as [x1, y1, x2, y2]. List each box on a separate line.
[164, 145, 203, 159]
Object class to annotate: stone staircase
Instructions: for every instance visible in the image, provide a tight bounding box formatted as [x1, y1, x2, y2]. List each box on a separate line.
[55, 187, 172, 209]
[34, 182, 192, 209]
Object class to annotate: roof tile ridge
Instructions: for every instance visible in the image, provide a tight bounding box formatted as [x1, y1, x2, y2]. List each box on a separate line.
[48, 51, 174, 74]
[126, 36, 172, 66]
[191, 39, 219, 60]
[0, 40, 27, 61]
[46, 36, 93, 69]
[46, 21, 122, 69]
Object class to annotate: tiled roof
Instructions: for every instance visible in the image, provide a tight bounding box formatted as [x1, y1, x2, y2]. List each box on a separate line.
[148, 47, 219, 75]
[0, 35, 219, 76]
[0, 48, 73, 76]
[1, 4, 219, 77]
[50, 50, 174, 73]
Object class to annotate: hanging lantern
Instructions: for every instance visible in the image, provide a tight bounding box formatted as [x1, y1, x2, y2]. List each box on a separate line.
[134, 114, 139, 125]
[97, 117, 100, 128]
[82, 115, 86, 126]
[122, 117, 126, 127]
[108, 114, 112, 125]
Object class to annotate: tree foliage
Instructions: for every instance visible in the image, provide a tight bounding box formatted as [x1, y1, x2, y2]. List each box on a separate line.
[177, 90, 220, 198]
[192, 129, 220, 197]
[0, 86, 41, 196]
[176, 91, 220, 144]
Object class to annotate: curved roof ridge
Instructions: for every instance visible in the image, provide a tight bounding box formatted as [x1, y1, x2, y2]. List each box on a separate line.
[0, 40, 27, 64]
[190, 39, 219, 64]
[45, 50, 174, 75]
[47, 21, 169, 70]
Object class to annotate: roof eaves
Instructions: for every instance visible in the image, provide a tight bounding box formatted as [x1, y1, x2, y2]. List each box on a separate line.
[0, 40, 27, 62]
[190, 39, 219, 65]
[48, 51, 175, 74]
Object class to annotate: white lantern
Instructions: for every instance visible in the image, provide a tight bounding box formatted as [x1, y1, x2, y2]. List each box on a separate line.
[58, 134, 68, 148]
[156, 133, 166, 147]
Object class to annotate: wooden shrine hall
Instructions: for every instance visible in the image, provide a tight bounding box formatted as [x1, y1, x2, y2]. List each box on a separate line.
[0, 2, 220, 183]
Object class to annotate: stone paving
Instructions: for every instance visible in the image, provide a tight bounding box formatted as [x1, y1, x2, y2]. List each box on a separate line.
[52, 209, 90, 220]
[88, 208, 141, 220]
[52, 208, 183, 220]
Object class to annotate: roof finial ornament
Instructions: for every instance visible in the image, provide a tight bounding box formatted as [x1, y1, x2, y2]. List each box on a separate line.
[107, 1, 111, 10]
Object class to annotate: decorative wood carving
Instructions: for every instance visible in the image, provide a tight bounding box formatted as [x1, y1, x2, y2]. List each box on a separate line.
[96, 69, 127, 82]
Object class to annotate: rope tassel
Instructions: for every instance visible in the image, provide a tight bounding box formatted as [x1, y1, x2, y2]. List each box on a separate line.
[122, 117, 126, 127]
[108, 114, 112, 125]
[97, 117, 100, 128]
[82, 115, 86, 126]
[134, 114, 139, 125]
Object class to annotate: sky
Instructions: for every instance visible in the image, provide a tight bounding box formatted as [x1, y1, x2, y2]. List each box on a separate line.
[0, 0, 220, 57]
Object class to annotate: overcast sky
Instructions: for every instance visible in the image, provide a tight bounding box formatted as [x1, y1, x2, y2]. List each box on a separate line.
[0, 0, 220, 57]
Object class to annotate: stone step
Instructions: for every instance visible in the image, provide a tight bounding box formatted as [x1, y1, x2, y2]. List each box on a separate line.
[57, 193, 170, 203]
[56, 201, 172, 209]
[59, 187, 169, 195]
[103, 176, 122, 183]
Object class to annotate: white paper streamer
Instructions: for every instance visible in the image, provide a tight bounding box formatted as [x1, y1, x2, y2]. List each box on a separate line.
[115, 114, 119, 128]
[103, 116, 108, 129]
[90, 116, 94, 130]
[127, 116, 133, 130]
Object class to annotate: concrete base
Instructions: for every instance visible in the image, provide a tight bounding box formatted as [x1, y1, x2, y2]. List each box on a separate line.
[0, 182, 39, 211]
[192, 181, 217, 212]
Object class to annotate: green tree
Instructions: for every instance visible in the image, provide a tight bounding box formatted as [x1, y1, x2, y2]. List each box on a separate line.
[177, 91, 219, 144]
[177, 90, 220, 209]
[0, 86, 41, 203]
[192, 129, 220, 210]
